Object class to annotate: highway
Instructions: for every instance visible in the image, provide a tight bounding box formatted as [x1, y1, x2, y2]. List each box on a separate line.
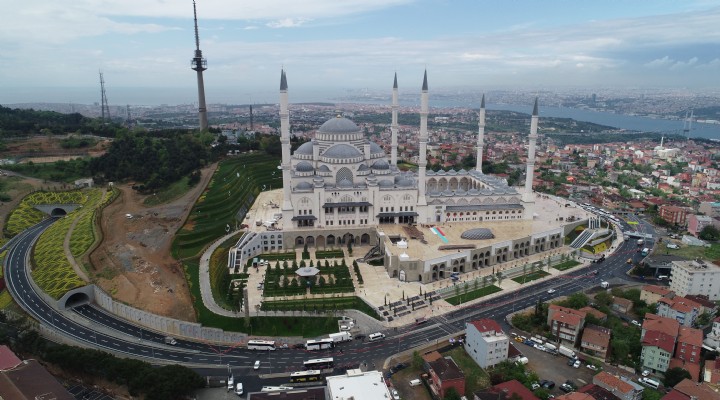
[3, 214, 654, 391]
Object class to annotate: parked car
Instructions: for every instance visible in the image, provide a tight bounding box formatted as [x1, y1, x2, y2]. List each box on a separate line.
[390, 388, 400, 400]
[642, 370, 651, 377]
[235, 382, 244, 396]
[542, 380, 555, 389]
[587, 364, 598, 371]
[573, 360, 581, 368]
[531, 382, 541, 390]
[567, 358, 577, 366]
[393, 363, 407, 372]
[409, 379, 422, 387]
[560, 383, 575, 393]
[631, 320, 641, 327]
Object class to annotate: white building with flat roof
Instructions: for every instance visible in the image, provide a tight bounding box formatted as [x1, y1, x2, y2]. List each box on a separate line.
[326, 369, 391, 400]
[670, 260, 720, 301]
[464, 319, 509, 368]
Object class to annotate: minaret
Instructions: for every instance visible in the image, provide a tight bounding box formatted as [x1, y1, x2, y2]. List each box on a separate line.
[190, 1, 209, 131]
[391, 73, 399, 166]
[475, 94, 486, 172]
[523, 98, 539, 203]
[417, 71, 429, 206]
[279, 70, 293, 214]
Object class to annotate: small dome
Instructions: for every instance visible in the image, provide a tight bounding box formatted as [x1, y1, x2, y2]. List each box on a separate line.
[395, 176, 414, 187]
[294, 141, 313, 155]
[296, 161, 314, 172]
[455, 189, 467, 196]
[338, 178, 353, 188]
[448, 170, 457, 176]
[323, 144, 363, 159]
[458, 168, 467, 174]
[427, 170, 436, 176]
[442, 189, 454, 196]
[318, 116, 360, 134]
[370, 142, 384, 154]
[372, 160, 390, 170]
[379, 180, 394, 188]
[468, 188, 480, 195]
[295, 182, 313, 190]
[318, 165, 331, 172]
[461, 228, 495, 240]
[358, 163, 369, 171]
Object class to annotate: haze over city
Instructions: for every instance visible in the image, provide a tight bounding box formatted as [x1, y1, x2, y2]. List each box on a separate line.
[2, 0, 720, 105]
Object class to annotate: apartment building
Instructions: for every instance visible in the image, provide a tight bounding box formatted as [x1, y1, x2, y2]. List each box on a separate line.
[670, 259, 720, 300]
[464, 319, 509, 369]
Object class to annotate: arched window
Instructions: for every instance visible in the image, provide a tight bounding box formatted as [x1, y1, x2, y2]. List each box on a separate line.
[336, 167, 353, 186]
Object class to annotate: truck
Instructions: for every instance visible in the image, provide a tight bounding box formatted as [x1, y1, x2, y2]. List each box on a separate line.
[328, 332, 352, 343]
[637, 239, 644, 246]
[558, 345, 576, 359]
[164, 336, 177, 345]
[544, 343, 558, 352]
[600, 281, 610, 289]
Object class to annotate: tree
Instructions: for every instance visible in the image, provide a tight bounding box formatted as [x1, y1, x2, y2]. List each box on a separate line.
[412, 350, 423, 369]
[700, 225, 720, 241]
[443, 387, 461, 400]
[663, 367, 691, 388]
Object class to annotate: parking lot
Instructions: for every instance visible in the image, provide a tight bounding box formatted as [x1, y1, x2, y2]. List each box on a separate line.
[519, 341, 599, 397]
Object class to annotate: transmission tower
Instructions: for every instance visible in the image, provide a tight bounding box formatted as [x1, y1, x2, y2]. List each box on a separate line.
[99, 71, 110, 122]
[191, 0, 208, 130]
[683, 110, 694, 140]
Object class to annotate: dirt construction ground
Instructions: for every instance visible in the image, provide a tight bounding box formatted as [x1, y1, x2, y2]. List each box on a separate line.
[89, 162, 218, 322]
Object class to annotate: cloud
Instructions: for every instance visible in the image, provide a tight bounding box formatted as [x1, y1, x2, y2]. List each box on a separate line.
[670, 57, 699, 70]
[645, 56, 673, 68]
[266, 18, 311, 29]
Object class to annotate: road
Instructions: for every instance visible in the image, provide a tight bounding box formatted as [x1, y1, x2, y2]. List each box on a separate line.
[3, 215, 652, 392]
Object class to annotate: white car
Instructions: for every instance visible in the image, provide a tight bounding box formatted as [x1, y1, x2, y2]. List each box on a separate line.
[531, 383, 541, 390]
[390, 388, 400, 400]
[631, 320, 642, 327]
[235, 382, 244, 395]
[587, 364, 598, 371]
[666, 243, 679, 249]
[642, 370, 651, 377]
[573, 360, 581, 368]
[254, 360, 261, 370]
[547, 288, 556, 294]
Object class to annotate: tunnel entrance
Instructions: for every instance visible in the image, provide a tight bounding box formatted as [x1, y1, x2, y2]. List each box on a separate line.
[63, 292, 90, 309]
[50, 208, 68, 217]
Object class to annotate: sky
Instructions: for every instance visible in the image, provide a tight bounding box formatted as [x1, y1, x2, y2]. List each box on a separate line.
[2, 0, 720, 105]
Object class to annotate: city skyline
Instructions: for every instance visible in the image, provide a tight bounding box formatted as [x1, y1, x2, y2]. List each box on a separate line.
[2, 1, 720, 105]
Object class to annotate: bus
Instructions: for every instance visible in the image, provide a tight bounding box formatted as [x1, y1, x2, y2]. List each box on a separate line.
[290, 370, 323, 383]
[247, 340, 276, 351]
[305, 338, 334, 351]
[303, 358, 334, 370]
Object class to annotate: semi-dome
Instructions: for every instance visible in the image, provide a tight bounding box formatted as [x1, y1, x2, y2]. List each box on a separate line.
[372, 160, 390, 170]
[461, 228, 495, 240]
[296, 161, 314, 172]
[295, 182, 313, 190]
[370, 142, 384, 154]
[358, 163, 369, 172]
[318, 165, 331, 172]
[318, 116, 360, 134]
[396, 177, 414, 187]
[378, 180, 394, 188]
[294, 141, 313, 155]
[323, 144, 362, 159]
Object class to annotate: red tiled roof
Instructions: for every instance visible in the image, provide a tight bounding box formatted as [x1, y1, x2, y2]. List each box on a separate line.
[593, 372, 634, 395]
[677, 327, 703, 347]
[552, 310, 582, 326]
[660, 390, 690, 400]
[643, 313, 680, 338]
[0, 345, 21, 371]
[642, 330, 676, 354]
[642, 285, 673, 296]
[673, 378, 720, 400]
[549, 304, 588, 318]
[492, 380, 540, 400]
[668, 359, 701, 381]
[579, 306, 607, 320]
[581, 325, 611, 348]
[469, 319, 503, 334]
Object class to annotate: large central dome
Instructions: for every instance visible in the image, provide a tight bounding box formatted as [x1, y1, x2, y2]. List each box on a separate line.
[318, 116, 360, 134]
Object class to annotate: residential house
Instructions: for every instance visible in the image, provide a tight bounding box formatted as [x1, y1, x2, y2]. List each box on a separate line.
[687, 214, 717, 237]
[703, 358, 720, 384]
[0, 345, 74, 400]
[659, 205, 688, 226]
[580, 324, 612, 360]
[579, 306, 608, 323]
[473, 380, 539, 400]
[656, 296, 702, 327]
[555, 393, 601, 400]
[464, 319, 509, 369]
[548, 305, 587, 346]
[427, 354, 466, 399]
[577, 384, 622, 400]
[641, 330, 675, 373]
[640, 285, 674, 305]
[592, 371, 643, 400]
[669, 326, 703, 381]
[664, 378, 720, 400]
[684, 294, 718, 316]
[612, 297, 633, 314]
[698, 201, 720, 218]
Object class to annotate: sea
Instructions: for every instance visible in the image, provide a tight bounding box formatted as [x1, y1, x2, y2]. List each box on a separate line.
[3, 86, 720, 140]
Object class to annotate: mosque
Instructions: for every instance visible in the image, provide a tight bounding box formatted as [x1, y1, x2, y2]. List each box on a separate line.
[230, 70, 586, 282]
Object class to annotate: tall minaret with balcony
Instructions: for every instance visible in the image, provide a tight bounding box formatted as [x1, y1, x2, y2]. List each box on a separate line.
[279, 70, 294, 218]
[417, 70, 429, 206]
[522, 98, 539, 216]
[190, 1, 208, 131]
[475, 94, 486, 172]
[391, 73, 399, 167]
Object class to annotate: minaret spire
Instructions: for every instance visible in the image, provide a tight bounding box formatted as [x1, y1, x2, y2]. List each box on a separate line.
[523, 98, 539, 207]
[390, 72, 399, 166]
[417, 70, 429, 207]
[279, 69, 293, 215]
[475, 94, 486, 172]
[191, 0, 208, 131]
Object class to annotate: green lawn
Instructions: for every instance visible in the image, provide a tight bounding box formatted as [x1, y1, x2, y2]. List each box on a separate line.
[512, 270, 550, 284]
[553, 260, 581, 271]
[445, 285, 503, 305]
[143, 176, 193, 206]
[261, 297, 382, 320]
[666, 243, 720, 261]
[442, 346, 491, 394]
